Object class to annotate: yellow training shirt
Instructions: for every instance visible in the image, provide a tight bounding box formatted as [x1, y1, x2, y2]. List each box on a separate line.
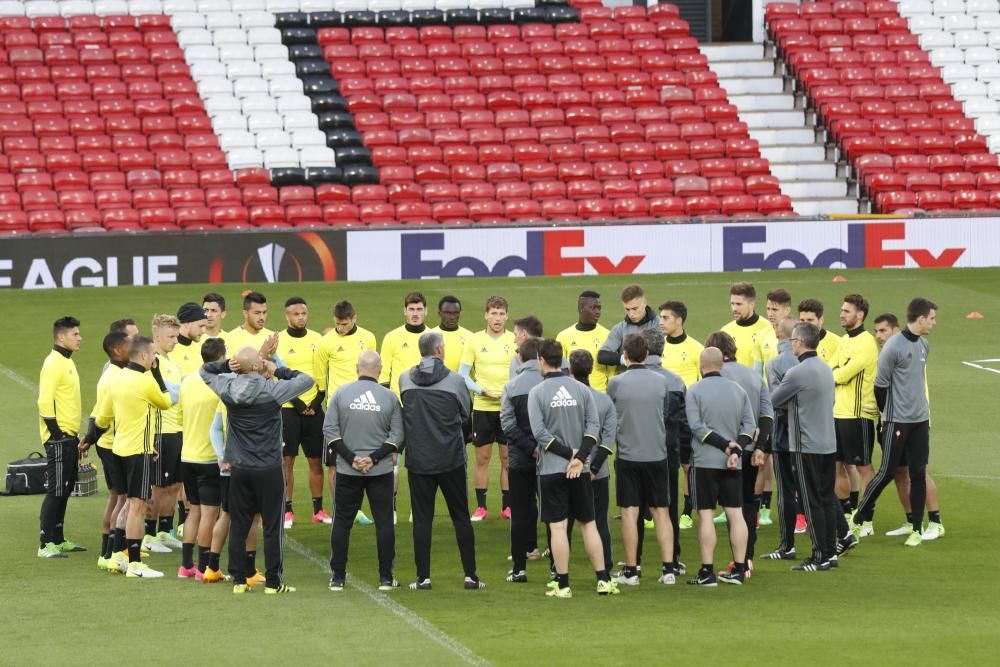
[38, 347, 81, 442]
[832, 328, 879, 421]
[277, 327, 322, 407]
[91, 362, 125, 450]
[721, 315, 777, 379]
[313, 325, 378, 404]
[167, 336, 204, 378]
[223, 326, 274, 356]
[556, 323, 613, 392]
[816, 329, 841, 367]
[432, 325, 473, 372]
[461, 330, 516, 411]
[178, 373, 221, 463]
[662, 333, 704, 387]
[155, 352, 183, 434]
[379, 325, 426, 396]
[97, 365, 173, 457]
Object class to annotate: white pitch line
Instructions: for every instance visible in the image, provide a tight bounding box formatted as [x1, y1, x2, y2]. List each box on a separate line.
[936, 473, 1000, 481]
[284, 537, 490, 667]
[0, 362, 39, 392]
[0, 360, 490, 666]
[961, 361, 1000, 375]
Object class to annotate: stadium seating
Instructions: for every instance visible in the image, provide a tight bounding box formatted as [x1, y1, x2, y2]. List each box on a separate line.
[767, 0, 1000, 213]
[0, 0, 794, 234]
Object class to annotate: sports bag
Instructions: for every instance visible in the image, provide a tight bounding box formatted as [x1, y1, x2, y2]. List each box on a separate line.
[4, 451, 47, 495]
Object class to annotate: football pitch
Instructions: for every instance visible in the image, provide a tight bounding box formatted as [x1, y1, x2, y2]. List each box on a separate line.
[1, 267, 998, 666]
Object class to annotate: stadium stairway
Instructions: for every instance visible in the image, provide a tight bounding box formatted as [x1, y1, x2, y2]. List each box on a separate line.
[701, 40, 860, 215]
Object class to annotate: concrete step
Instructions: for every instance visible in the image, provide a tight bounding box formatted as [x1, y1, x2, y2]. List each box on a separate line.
[741, 110, 806, 127]
[793, 198, 861, 216]
[699, 42, 765, 60]
[710, 60, 776, 78]
[749, 127, 817, 144]
[716, 77, 786, 95]
[781, 181, 849, 198]
[770, 162, 841, 180]
[760, 144, 828, 162]
[727, 93, 797, 112]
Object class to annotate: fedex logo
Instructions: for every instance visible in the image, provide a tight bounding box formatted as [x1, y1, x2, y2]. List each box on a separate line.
[723, 223, 966, 271]
[401, 230, 645, 278]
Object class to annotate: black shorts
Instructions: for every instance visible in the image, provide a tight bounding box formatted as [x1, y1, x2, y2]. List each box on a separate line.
[835, 418, 876, 466]
[691, 466, 742, 511]
[220, 475, 231, 513]
[154, 432, 182, 486]
[539, 473, 595, 523]
[44, 437, 78, 497]
[182, 461, 222, 507]
[119, 453, 153, 500]
[96, 446, 122, 492]
[281, 407, 325, 459]
[471, 410, 506, 446]
[615, 458, 671, 509]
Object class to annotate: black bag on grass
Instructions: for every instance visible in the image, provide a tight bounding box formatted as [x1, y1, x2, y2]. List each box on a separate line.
[4, 451, 47, 495]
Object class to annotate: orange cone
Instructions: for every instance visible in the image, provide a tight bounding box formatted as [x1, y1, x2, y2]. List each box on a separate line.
[832, 275, 847, 282]
[967, 311, 984, 319]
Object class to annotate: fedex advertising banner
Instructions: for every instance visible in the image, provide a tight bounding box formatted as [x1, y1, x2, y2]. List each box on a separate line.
[346, 217, 998, 281]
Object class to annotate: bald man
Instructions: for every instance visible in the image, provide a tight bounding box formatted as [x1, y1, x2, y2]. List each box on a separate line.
[684, 348, 756, 586]
[201, 340, 314, 595]
[324, 350, 403, 591]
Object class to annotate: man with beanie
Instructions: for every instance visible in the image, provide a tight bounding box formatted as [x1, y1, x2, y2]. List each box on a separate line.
[170, 302, 208, 378]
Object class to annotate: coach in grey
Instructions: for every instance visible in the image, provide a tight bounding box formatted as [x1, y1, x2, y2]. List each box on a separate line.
[500, 338, 544, 582]
[597, 284, 660, 370]
[528, 339, 613, 596]
[640, 329, 689, 570]
[324, 350, 403, 591]
[770, 322, 839, 572]
[607, 334, 677, 585]
[685, 347, 756, 586]
[399, 331, 483, 590]
[201, 342, 314, 593]
[764, 318, 800, 559]
[706, 330, 774, 566]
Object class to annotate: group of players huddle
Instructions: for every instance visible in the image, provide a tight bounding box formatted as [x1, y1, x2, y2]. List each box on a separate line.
[34, 280, 942, 595]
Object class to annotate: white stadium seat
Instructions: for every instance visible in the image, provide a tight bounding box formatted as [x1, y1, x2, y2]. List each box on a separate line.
[228, 147, 265, 169]
[129, 0, 164, 14]
[954, 30, 988, 48]
[231, 0, 266, 10]
[233, 78, 271, 98]
[197, 77, 234, 96]
[94, 0, 130, 12]
[256, 130, 292, 150]
[264, 147, 301, 168]
[502, 0, 535, 8]
[334, 0, 370, 11]
[978, 15, 1000, 31]
[975, 115, 1000, 134]
[920, 31, 954, 48]
[205, 95, 243, 115]
[977, 62, 1000, 81]
[941, 63, 978, 82]
[907, 14, 942, 33]
[269, 76, 304, 95]
[368, 0, 403, 10]
[261, 61, 296, 78]
[214, 28, 249, 45]
[60, 0, 96, 15]
[228, 61, 263, 79]
[963, 96, 999, 117]
[256, 45, 290, 62]
[242, 93, 278, 113]
[187, 45, 222, 62]
[284, 111, 319, 130]
[929, 48, 965, 65]
[898, 0, 934, 16]
[987, 81, 1000, 99]
[401, 0, 436, 9]
[171, 12, 207, 29]
[299, 147, 337, 168]
[241, 11, 275, 28]
[178, 29, 214, 48]
[277, 95, 312, 114]
[951, 79, 988, 100]
[291, 130, 327, 148]
[968, 0, 1000, 11]
[933, 0, 968, 14]
[219, 131, 257, 150]
[163, 0, 198, 10]
[942, 14, 976, 32]
[206, 12, 241, 30]
[219, 44, 256, 62]
[191, 61, 228, 78]
[248, 113, 284, 131]
[25, 1, 61, 17]
[966, 47, 999, 65]
[266, 0, 299, 11]
[212, 112, 249, 131]
[197, 0, 232, 11]
[247, 28, 282, 46]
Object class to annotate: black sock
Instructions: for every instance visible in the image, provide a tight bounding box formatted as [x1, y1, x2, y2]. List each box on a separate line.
[127, 540, 141, 564]
[177, 501, 188, 525]
[734, 561, 747, 574]
[623, 565, 638, 578]
[840, 498, 853, 515]
[158, 515, 173, 533]
[700, 564, 714, 576]
[596, 569, 610, 582]
[501, 489, 510, 511]
[247, 550, 256, 573]
[208, 552, 220, 571]
[100, 533, 110, 558]
[905, 512, 913, 524]
[557, 573, 569, 588]
[849, 491, 859, 510]
[312, 496, 323, 514]
[198, 546, 210, 572]
[475, 488, 487, 510]
[144, 519, 156, 537]
[285, 500, 292, 513]
[761, 491, 773, 509]
[114, 528, 126, 552]
[928, 510, 940, 524]
[393, 491, 398, 512]
[662, 561, 676, 575]
[682, 494, 692, 516]
[182, 543, 194, 569]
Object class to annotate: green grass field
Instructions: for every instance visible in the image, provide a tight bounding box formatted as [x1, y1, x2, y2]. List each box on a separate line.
[2, 268, 999, 666]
